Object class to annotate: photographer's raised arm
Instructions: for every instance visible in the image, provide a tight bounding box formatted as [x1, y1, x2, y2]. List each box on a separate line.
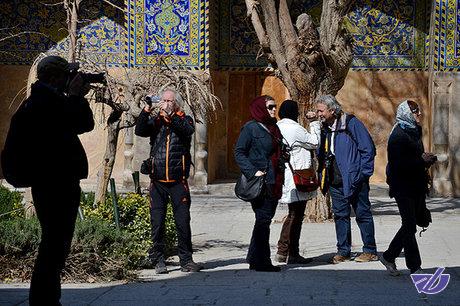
[135, 108, 162, 137]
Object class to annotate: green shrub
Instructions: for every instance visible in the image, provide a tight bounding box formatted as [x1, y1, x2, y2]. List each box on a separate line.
[0, 217, 139, 282]
[70, 219, 139, 280]
[80, 192, 177, 257]
[0, 185, 24, 220]
[0, 218, 40, 256]
[0, 191, 179, 282]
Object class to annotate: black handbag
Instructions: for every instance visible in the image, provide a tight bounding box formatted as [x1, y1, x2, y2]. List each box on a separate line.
[140, 127, 166, 175]
[234, 174, 266, 202]
[416, 206, 432, 228]
[140, 157, 153, 175]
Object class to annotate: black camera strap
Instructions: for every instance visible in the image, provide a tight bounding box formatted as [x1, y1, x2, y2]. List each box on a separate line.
[256, 122, 290, 150]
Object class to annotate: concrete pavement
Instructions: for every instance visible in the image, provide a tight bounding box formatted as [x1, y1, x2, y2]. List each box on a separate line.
[1, 194, 459, 305]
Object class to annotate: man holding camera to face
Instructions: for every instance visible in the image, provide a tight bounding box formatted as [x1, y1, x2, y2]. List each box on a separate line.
[135, 89, 202, 274]
[7, 55, 96, 305]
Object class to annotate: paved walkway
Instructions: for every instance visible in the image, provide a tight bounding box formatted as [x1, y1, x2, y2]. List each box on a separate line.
[1, 195, 459, 305]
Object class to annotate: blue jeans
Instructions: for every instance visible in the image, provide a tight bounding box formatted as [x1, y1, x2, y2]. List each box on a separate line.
[329, 181, 377, 256]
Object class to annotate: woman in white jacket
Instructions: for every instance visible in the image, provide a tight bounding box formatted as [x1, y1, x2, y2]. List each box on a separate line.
[275, 100, 321, 264]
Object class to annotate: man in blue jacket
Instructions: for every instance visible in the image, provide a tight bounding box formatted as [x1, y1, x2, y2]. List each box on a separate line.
[316, 95, 378, 264]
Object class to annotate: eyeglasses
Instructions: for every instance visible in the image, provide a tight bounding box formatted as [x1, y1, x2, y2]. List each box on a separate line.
[266, 104, 277, 110]
[411, 107, 421, 115]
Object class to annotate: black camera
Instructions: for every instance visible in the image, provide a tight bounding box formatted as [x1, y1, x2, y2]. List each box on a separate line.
[81, 72, 106, 84]
[69, 63, 106, 84]
[324, 152, 335, 169]
[145, 95, 160, 107]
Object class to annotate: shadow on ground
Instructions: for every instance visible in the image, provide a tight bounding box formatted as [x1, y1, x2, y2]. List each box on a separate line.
[2, 266, 459, 305]
[370, 198, 460, 216]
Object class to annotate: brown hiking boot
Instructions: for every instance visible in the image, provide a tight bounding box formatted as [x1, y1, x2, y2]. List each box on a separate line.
[330, 254, 351, 264]
[355, 253, 378, 262]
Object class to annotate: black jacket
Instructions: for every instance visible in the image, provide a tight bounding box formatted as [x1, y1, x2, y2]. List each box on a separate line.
[5, 81, 94, 185]
[386, 124, 428, 197]
[234, 120, 275, 185]
[135, 110, 194, 181]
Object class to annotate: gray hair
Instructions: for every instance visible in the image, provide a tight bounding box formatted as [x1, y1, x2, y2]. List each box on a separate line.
[159, 87, 183, 107]
[315, 95, 342, 116]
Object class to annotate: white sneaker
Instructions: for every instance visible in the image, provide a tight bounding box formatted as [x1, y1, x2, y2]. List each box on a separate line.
[379, 255, 401, 276]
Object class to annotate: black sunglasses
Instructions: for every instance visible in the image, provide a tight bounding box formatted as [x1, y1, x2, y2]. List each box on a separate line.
[266, 104, 277, 110]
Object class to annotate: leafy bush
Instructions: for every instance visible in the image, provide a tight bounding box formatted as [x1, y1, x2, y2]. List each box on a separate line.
[68, 219, 139, 280]
[0, 217, 138, 282]
[0, 185, 24, 220]
[0, 191, 178, 282]
[80, 192, 177, 257]
[0, 217, 40, 256]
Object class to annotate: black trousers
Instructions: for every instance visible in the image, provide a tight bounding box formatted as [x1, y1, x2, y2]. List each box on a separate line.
[277, 201, 307, 257]
[383, 194, 422, 273]
[247, 195, 278, 267]
[148, 180, 193, 266]
[29, 180, 81, 306]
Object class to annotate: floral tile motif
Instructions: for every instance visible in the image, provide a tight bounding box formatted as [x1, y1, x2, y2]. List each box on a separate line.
[348, 0, 427, 69]
[218, 0, 428, 70]
[0, 0, 127, 66]
[128, 0, 208, 69]
[0, 1, 66, 64]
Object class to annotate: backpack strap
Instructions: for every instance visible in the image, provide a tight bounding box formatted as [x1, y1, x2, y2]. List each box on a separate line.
[340, 114, 377, 156]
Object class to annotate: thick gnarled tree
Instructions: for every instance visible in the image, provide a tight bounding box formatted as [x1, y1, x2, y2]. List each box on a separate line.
[245, 0, 355, 221]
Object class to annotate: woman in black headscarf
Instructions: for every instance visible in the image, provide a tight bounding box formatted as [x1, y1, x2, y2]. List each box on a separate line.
[234, 95, 283, 272]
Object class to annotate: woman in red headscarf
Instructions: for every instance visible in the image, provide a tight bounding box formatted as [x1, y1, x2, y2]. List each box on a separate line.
[234, 95, 284, 272]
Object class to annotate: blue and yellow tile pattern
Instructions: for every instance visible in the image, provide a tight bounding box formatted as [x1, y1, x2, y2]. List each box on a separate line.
[218, 0, 429, 70]
[0, 0, 458, 71]
[434, 0, 460, 70]
[128, 0, 208, 69]
[0, 0, 128, 66]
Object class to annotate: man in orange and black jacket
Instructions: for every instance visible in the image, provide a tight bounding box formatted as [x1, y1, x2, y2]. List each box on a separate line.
[135, 89, 201, 274]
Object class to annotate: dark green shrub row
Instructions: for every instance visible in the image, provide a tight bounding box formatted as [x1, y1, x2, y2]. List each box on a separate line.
[0, 190, 178, 282]
[80, 192, 178, 257]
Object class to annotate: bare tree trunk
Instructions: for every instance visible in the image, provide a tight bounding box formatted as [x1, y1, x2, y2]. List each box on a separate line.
[65, 0, 81, 62]
[94, 114, 121, 206]
[305, 192, 332, 222]
[246, 0, 355, 222]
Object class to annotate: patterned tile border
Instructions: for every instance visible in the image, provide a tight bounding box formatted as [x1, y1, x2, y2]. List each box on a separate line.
[127, 0, 208, 69]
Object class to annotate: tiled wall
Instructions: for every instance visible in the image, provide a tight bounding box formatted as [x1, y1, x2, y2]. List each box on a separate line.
[0, 0, 458, 71]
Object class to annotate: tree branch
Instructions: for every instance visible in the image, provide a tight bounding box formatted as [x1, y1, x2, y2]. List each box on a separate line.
[244, 0, 272, 60]
[259, 1, 296, 92]
[317, 0, 354, 94]
[278, 0, 298, 64]
[101, 0, 128, 13]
